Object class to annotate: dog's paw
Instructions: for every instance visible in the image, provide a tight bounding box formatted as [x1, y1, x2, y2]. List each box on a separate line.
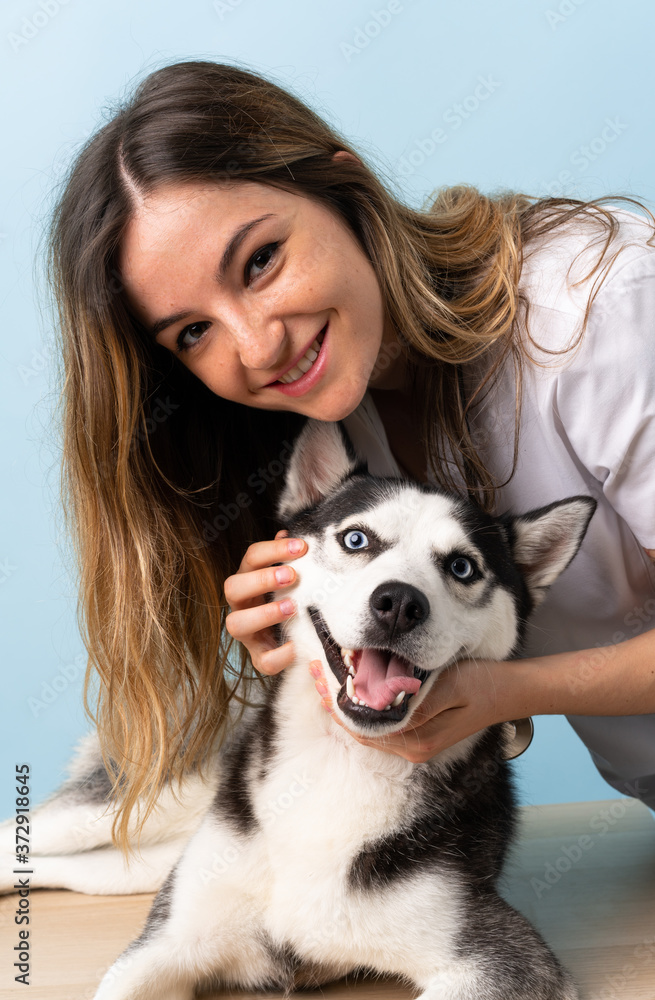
[93, 940, 197, 1000]
[94, 962, 194, 1000]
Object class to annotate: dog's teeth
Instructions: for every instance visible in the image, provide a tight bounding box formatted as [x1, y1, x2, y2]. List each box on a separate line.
[348, 665, 355, 677]
[383, 705, 391, 710]
[340, 647, 355, 669]
[346, 674, 356, 701]
[391, 691, 406, 708]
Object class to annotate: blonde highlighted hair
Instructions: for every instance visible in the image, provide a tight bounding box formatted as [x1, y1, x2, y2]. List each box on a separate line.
[46, 58, 655, 850]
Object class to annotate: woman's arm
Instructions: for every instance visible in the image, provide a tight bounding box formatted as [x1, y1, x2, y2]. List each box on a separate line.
[310, 622, 655, 763]
[499, 626, 655, 720]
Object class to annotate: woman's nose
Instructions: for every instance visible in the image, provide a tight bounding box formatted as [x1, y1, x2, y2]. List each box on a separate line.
[230, 316, 287, 372]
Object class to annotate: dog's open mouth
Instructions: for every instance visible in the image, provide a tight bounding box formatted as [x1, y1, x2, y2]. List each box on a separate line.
[309, 607, 429, 723]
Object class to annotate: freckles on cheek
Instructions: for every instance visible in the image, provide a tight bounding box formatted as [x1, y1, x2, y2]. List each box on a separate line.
[194, 354, 242, 399]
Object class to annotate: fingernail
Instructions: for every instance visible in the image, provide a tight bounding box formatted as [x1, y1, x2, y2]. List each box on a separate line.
[315, 682, 327, 696]
[288, 539, 304, 554]
[280, 599, 295, 615]
[320, 698, 333, 713]
[308, 664, 321, 679]
[275, 567, 293, 584]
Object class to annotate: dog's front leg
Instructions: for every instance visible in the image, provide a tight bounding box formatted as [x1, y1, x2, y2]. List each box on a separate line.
[94, 938, 194, 1000]
[413, 890, 578, 1000]
[93, 813, 278, 1000]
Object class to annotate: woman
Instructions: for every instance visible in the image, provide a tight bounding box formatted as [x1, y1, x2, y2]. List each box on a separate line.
[48, 58, 655, 850]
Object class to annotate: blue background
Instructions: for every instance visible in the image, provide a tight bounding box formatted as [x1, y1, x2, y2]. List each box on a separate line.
[2, 0, 654, 817]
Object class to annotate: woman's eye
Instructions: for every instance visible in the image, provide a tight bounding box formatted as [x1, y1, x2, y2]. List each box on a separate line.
[173, 242, 280, 353]
[247, 242, 279, 282]
[343, 530, 368, 550]
[449, 557, 476, 581]
[175, 321, 211, 353]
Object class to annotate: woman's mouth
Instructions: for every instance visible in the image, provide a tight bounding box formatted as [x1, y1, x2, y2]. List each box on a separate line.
[268, 323, 329, 397]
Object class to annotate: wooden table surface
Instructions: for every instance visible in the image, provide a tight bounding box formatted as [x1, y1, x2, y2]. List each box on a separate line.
[1, 798, 654, 999]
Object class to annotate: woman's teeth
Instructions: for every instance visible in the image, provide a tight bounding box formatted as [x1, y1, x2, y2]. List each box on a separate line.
[278, 330, 325, 384]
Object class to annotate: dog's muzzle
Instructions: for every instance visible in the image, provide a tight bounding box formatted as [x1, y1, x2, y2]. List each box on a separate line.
[308, 607, 429, 725]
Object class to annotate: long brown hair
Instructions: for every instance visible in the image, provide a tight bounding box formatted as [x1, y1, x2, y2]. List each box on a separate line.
[46, 58, 655, 850]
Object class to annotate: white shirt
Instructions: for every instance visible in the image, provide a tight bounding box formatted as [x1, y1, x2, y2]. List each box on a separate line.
[342, 206, 655, 666]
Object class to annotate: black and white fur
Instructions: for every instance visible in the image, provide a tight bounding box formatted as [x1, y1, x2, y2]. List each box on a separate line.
[1, 420, 595, 999]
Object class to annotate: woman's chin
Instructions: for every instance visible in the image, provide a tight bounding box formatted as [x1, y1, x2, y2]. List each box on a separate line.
[304, 384, 368, 422]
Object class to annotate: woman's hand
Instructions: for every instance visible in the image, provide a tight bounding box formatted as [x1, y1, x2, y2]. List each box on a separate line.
[309, 656, 516, 762]
[224, 529, 306, 675]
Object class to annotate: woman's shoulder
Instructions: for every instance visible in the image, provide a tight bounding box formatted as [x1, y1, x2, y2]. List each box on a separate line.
[518, 203, 655, 323]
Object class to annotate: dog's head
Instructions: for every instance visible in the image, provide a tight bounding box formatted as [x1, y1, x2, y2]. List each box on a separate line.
[275, 420, 595, 734]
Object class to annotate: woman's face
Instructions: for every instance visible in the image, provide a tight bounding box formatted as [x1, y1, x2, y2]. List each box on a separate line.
[119, 175, 405, 422]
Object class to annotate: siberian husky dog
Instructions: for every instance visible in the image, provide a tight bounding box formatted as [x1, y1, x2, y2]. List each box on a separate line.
[1, 420, 596, 999]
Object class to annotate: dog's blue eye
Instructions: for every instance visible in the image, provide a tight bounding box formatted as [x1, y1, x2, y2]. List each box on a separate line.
[450, 557, 475, 580]
[344, 530, 368, 550]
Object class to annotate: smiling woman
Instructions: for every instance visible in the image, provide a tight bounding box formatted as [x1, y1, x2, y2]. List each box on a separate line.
[118, 179, 402, 419]
[46, 58, 655, 851]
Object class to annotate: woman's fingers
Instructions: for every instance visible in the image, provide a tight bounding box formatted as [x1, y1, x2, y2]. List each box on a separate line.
[224, 563, 298, 607]
[236, 536, 306, 575]
[307, 657, 499, 762]
[225, 596, 296, 642]
[258, 640, 297, 675]
[224, 599, 297, 674]
[349, 710, 462, 762]
[223, 532, 306, 674]
[306, 661, 461, 761]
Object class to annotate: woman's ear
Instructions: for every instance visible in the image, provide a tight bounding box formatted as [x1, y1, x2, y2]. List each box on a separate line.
[332, 149, 362, 166]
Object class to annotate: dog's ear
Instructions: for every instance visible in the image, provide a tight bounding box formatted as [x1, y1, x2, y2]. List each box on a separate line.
[277, 420, 363, 520]
[507, 496, 596, 607]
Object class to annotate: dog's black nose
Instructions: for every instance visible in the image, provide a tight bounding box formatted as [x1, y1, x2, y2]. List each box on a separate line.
[369, 582, 429, 636]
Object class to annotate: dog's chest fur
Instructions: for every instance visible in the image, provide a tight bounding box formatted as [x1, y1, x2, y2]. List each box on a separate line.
[210, 669, 490, 974]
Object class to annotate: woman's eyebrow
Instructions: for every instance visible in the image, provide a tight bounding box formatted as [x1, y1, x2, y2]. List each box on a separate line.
[149, 213, 277, 339]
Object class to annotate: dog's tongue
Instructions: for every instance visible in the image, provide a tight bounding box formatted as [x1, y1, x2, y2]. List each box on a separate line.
[354, 649, 422, 710]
